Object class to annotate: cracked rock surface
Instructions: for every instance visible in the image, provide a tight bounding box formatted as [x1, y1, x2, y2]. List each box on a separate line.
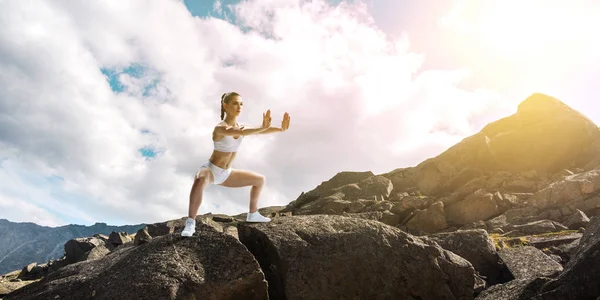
[238, 214, 476, 300]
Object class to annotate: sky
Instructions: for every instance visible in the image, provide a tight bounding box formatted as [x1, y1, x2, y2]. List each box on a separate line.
[0, 0, 599, 227]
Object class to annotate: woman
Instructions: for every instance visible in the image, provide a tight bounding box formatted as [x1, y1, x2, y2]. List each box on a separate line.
[181, 92, 290, 237]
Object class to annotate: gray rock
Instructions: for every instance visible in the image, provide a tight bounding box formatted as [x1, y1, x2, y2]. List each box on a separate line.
[427, 229, 503, 285]
[238, 215, 475, 300]
[475, 277, 552, 300]
[4, 225, 267, 300]
[504, 220, 568, 237]
[498, 246, 563, 280]
[533, 216, 600, 299]
[562, 209, 590, 230]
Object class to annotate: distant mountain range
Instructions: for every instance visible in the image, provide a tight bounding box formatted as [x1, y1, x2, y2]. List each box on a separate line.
[0, 218, 145, 274]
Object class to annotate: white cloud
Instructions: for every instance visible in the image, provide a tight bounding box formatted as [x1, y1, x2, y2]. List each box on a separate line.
[0, 0, 517, 226]
[0, 187, 64, 228]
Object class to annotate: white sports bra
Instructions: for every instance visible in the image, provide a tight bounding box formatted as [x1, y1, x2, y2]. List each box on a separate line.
[213, 122, 244, 152]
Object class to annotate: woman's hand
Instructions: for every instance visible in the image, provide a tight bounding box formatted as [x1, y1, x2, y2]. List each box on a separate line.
[262, 109, 271, 129]
[282, 112, 290, 131]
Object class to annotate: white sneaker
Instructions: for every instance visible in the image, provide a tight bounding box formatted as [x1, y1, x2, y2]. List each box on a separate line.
[246, 211, 271, 223]
[181, 218, 196, 237]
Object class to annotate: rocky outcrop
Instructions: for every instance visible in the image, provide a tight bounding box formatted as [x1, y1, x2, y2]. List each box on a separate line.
[238, 215, 476, 300]
[4, 224, 268, 300]
[395, 93, 600, 197]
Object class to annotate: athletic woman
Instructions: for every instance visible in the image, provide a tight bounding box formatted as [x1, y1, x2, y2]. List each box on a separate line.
[181, 92, 290, 237]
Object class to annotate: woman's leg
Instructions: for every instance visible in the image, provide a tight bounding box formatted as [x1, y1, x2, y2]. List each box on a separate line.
[220, 169, 266, 213]
[182, 168, 214, 237]
[188, 168, 214, 218]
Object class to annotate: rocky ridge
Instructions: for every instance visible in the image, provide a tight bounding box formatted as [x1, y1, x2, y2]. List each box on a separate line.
[2, 93, 600, 299]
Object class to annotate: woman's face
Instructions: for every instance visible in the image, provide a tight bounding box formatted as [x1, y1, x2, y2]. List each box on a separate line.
[224, 95, 243, 117]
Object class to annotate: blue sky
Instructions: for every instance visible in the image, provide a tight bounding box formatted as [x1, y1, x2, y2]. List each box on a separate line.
[1, 0, 598, 227]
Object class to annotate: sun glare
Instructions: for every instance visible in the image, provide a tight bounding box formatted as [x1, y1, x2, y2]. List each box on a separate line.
[442, 0, 600, 60]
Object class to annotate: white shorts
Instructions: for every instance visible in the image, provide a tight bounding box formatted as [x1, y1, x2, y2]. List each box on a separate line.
[196, 161, 232, 185]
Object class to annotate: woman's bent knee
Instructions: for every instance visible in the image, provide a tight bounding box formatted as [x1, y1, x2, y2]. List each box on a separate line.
[256, 174, 266, 187]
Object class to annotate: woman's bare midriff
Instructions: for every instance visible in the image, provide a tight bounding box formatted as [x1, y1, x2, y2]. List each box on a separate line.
[209, 150, 237, 169]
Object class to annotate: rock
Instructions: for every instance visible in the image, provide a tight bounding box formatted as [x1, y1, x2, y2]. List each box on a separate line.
[238, 215, 475, 300]
[460, 220, 488, 231]
[551, 169, 575, 182]
[485, 207, 542, 231]
[497, 246, 563, 280]
[408, 159, 446, 195]
[504, 220, 568, 237]
[134, 227, 152, 245]
[314, 197, 352, 215]
[223, 225, 239, 240]
[380, 210, 401, 226]
[443, 177, 489, 207]
[562, 209, 590, 230]
[145, 221, 175, 237]
[533, 216, 600, 299]
[0, 280, 34, 298]
[286, 171, 374, 211]
[4, 225, 268, 300]
[504, 178, 537, 193]
[362, 200, 393, 212]
[441, 167, 484, 194]
[16, 263, 45, 281]
[212, 215, 235, 223]
[493, 192, 513, 212]
[490, 228, 504, 235]
[483, 93, 600, 174]
[475, 277, 553, 300]
[108, 231, 131, 247]
[292, 176, 394, 215]
[385, 176, 418, 195]
[92, 233, 109, 243]
[525, 232, 582, 250]
[64, 237, 105, 264]
[427, 229, 503, 285]
[405, 201, 448, 233]
[389, 195, 435, 214]
[446, 189, 500, 225]
[342, 211, 383, 221]
[530, 168, 600, 209]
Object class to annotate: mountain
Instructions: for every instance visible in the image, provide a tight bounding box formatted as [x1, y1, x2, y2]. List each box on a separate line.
[2, 93, 600, 299]
[0, 219, 145, 274]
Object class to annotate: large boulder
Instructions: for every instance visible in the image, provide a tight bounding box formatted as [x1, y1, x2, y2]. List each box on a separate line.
[497, 246, 563, 280]
[405, 201, 448, 233]
[427, 229, 504, 285]
[4, 225, 268, 300]
[63, 237, 107, 264]
[446, 189, 501, 225]
[238, 215, 476, 300]
[533, 216, 600, 299]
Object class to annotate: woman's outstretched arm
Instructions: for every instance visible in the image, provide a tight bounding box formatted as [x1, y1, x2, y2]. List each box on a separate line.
[214, 110, 272, 136]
